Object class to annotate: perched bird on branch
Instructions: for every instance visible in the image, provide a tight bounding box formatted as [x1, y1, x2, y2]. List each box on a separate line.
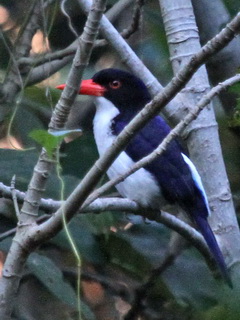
[57, 68, 232, 287]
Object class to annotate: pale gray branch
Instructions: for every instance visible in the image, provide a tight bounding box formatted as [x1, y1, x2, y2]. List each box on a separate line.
[105, 0, 134, 22]
[48, 1, 107, 130]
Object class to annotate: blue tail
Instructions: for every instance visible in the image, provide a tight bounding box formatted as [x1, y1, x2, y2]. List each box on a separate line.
[194, 215, 232, 288]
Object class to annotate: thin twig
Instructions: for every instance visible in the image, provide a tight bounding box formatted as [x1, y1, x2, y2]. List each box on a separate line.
[10, 175, 20, 220]
[121, 0, 145, 39]
[3, 0, 41, 89]
[26, 0, 162, 90]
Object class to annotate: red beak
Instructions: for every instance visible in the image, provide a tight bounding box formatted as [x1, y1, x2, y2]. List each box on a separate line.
[56, 79, 105, 97]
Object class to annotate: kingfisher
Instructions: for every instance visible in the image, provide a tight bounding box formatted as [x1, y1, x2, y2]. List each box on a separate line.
[57, 68, 232, 286]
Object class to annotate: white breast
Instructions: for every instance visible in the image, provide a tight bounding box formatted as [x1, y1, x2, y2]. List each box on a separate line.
[93, 97, 162, 208]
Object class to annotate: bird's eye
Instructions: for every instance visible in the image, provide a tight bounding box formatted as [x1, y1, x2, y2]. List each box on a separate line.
[109, 80, 121, 89]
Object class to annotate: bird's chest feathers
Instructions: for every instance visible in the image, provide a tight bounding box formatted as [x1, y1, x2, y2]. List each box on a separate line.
[93, 97, 119, 153]
[93, 97, 162, 208]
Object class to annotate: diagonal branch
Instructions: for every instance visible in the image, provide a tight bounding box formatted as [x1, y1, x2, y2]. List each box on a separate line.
[113, 0, 145, 40]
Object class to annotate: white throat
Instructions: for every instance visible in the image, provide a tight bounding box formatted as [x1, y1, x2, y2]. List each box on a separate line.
[93, 97, 120, 156]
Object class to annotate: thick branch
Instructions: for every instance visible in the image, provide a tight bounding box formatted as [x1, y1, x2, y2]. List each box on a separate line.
[48, 1, 107, 130]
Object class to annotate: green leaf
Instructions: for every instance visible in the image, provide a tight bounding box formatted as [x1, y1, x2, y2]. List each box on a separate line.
[29, 129, 59, 157]
[23, 86, 59, 108]
[27, 253, 77, 308]
[29, 129, 82, 157]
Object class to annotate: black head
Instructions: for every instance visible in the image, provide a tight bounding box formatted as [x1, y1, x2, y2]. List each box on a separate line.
[92, 69, 151, 113]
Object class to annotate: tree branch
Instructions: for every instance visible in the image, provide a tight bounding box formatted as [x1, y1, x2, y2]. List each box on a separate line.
[25, 0, 163, 99]
[119, 0, 145, 39]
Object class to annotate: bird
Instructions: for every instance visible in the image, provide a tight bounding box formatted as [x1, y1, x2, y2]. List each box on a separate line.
[57, 68, 232, 287]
